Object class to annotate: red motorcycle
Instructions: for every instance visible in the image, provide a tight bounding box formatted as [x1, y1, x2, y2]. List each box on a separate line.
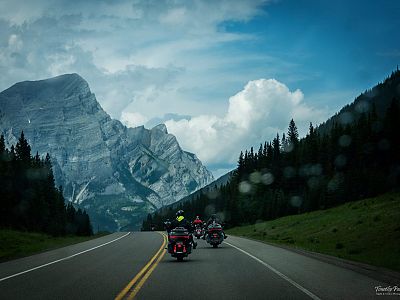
[167, 227, 192, 261]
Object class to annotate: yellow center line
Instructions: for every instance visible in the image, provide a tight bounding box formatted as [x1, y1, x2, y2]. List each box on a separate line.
[115, 232, 167, 300]
[127, 247, 167, 299]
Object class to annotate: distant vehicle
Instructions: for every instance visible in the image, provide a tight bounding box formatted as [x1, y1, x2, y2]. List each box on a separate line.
[205, 222, 224, 248]
[194, 224, 203, 239]
[167, 227, 193, 261]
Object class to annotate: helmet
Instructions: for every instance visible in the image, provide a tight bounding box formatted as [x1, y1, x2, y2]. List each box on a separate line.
[176, 210, 184, 217]
[211, 214, 217, 220]
[196, 216, 200, 219]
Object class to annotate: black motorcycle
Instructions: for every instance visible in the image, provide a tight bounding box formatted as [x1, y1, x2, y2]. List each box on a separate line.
[205, 222, 224, 248]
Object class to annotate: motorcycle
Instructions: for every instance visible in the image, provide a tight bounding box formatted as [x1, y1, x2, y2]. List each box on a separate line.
[167, 227, 192, 261]
[205, 222, 224, 248]
[194, 224, 203, 239]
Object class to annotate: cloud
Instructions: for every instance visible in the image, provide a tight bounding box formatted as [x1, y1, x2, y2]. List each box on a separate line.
[0, 0, 269, 123]
[121, 111, 148, 128]
[165, 78, 328, 167]
[0, 0, 330, 176]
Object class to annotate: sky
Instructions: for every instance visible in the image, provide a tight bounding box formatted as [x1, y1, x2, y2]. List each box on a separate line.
[0, 0, 399, 178]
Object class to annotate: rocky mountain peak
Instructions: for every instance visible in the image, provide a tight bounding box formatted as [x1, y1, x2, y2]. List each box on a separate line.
[152, 123, 168, 134]
[0, 73, 214, 231]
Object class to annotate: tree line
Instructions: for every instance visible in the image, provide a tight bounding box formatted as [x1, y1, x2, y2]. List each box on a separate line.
[0, 131, 92, 236]
[142, 70, 400, 230]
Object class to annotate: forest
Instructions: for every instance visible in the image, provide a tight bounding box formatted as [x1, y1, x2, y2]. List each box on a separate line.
[142, 70, 400, 230]
[0, 132, 92, 236]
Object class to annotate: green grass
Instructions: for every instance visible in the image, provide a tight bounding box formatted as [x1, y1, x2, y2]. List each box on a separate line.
[0, 230, 110, 262]
[226, 193, 400, 272]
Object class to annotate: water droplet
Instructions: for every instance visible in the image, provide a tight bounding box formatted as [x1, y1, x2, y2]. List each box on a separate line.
[283, 166, 296, 179]
[207, 189, 220, 199]
[204, 204, 216, 216]
[249, 172, 261, 184]
[339, 112, 353, 125]
[310, 164, 322, 176]
[239, 181, 251, 194]
[290, 196, 302, 208]
[334, 155, 347, 168]
[338, 135, 352, 147]
[261, 173, 274, 185]
[356, 101, 370, 113]
[284, 142, 294, 153]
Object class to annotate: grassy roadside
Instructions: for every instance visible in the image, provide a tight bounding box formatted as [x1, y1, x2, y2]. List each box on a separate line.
[226, 192, 400, 272]
[0, 229, 110, 262]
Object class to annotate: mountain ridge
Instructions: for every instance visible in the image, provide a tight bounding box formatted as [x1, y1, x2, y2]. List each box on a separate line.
[0, 73, 214, 231]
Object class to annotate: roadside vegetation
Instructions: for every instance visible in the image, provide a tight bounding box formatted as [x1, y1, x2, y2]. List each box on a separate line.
[227, 193, 400, 272]
[0, 229, 109, 262]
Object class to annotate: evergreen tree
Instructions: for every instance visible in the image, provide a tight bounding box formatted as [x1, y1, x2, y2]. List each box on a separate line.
[0, 134, 5, 154]
[287, 119, 299, 146]
[0, 135, 92, 236]
[15, 131, 31, 163]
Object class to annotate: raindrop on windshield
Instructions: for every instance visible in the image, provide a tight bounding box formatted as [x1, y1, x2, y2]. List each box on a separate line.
[261, 173, 274, 185]
[239, 181, 252, 194]
[249, 171, 262, 184]
[338, 135, 352, 147]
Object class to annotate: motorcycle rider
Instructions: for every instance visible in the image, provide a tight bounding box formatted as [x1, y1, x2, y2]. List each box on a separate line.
[164, 219, 172, 234]
[192, 215, 203, 227]
[203, 214, 227, 239]
[171, 210, 197, 249]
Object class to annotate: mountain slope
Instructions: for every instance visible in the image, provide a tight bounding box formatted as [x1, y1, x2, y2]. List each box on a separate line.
[317, 69, 400, 134]
[0, 73, 214, 231]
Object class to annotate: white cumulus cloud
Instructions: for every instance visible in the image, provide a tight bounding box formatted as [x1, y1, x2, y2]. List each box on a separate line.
[165, 78, 328, 167]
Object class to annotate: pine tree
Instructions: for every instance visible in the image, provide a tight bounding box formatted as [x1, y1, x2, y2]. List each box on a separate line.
[237, 151, 244, 176]
[287, 119, 299, 150]
[272, 134, 280, 159]
[15, 131, 31, 163]
[0, 134, 5, 155]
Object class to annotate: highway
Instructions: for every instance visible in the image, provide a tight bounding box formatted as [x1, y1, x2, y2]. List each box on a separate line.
[0, 232, 397, 299]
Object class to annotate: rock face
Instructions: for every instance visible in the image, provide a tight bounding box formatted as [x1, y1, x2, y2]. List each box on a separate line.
[0, 74, 214, 231]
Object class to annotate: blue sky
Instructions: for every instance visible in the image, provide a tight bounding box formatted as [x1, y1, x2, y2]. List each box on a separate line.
[0, 0, 399, 177]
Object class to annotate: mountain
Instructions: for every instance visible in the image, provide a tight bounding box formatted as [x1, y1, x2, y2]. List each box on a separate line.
[167, 170, 233, 210]
[317, 69, 400, 134]
[0, 73, 214, 231]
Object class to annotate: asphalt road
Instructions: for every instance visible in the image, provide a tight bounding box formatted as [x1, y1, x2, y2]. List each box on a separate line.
[0, 232, 397, 300]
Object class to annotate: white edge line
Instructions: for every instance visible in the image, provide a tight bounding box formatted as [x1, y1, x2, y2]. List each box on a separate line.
[224, 241, 321, 300]
[0, 232, 130, 282]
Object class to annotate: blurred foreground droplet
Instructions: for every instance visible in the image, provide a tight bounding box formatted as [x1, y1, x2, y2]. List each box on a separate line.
[338, 135, 352, 147]
[283, 166, 296, 179]
[249, 171, 261, 184]
[334, 155, 347, 168]
[355, 100, 370, 113]
[261, 173, 274, 185]
[339, 112, 353, 125]
[290, 196, 302, 208]
[239, 181, 251, 194]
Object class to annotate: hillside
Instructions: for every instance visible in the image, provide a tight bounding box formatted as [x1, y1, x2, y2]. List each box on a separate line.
[142, 69, 400, 230]
[227, 192, 400, 272]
